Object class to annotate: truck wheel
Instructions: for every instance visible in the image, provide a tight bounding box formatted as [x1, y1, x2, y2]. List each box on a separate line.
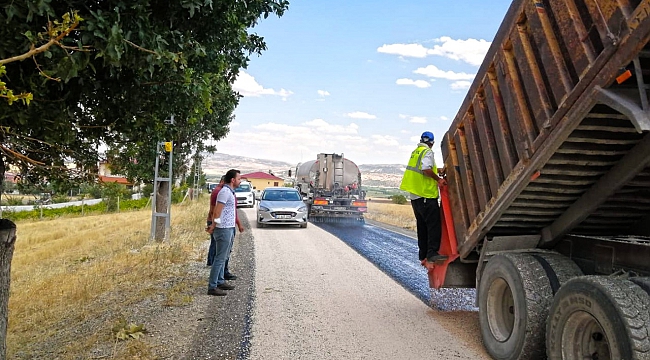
[530, 252, 584, 292]
[630, 277, 650, 297]
[546, 276, 650, 360]
[478, 253, 553, 360]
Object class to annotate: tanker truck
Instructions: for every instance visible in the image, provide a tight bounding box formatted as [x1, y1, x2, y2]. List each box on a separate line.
[291, 153, 367, 224]
[432, 1, 650, 359]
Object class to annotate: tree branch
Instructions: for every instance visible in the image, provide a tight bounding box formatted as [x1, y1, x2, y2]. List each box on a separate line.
[123, 39, 158, 55]
[0, 20, 80, 66]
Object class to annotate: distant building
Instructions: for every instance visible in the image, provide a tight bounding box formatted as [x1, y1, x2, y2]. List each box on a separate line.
[241, 172, 284, 192]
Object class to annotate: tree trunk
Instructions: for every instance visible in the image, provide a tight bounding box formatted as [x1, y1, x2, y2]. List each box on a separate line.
[0, 219, 16, 360]
[154, 181, 170, 241]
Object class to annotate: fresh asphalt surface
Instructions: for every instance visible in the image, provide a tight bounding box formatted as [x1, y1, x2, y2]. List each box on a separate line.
[314, 221, 476, 310]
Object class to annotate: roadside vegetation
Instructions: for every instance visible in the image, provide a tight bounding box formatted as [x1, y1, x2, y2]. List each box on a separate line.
[365, 199, 415, 231]
[8, 199, 208, 358]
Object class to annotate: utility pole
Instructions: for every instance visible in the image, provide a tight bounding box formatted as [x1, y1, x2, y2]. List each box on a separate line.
[150, 115, 174, 241]
[192, 152, 202, 200]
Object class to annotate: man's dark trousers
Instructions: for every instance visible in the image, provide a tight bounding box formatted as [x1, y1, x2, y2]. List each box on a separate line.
[411, 197, 442, 261]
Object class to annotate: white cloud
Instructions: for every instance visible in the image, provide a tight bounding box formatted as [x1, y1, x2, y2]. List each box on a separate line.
[410, 135, 421, 143]
[232, 71, 293, 100]
[440, 116, 449, 121]
[377, 43, 430, 58]
[399, 114, 408, 119]
[317, 90, 330, 97]
[230, 121, 240, 127]
[377, 37, 490, 66]
[346, 111, 377, 120]
[429, 37, 491, 66]
[371, 135, 400, 147]
[409, 116, 427, 124]
[451, 80, 472, 90]
[413, 65, 475, 80]
[303, 119, 359, 134]
[396, 78, 431, 88]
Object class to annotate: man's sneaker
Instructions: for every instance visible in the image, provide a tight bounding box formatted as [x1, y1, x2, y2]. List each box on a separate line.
[218, 283, 235, 290]
[427, 254, 448, 263]
[207, 288, 227, 296]
[224, 273, 238, 280]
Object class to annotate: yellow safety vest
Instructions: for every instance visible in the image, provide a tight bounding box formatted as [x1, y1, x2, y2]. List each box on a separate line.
[399, 145, 439, 198]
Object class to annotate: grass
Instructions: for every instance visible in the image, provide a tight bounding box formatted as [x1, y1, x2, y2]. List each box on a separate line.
[365, 200, 415, 231]
[7, 198, 209, 359]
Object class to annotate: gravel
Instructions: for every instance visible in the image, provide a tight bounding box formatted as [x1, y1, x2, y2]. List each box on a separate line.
[246, 208, 489, 359]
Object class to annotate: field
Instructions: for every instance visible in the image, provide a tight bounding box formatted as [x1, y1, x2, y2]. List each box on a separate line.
[365, 199, 415, 231]
[7, 200, 208, 358]
[6, 197, 413, 358]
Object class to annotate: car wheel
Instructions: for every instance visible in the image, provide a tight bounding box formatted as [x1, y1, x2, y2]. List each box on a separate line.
[257, 221, 265, 228]
[300, 222, 308, 228]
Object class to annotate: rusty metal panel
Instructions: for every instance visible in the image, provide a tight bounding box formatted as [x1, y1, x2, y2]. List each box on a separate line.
[548, 0, 596, 76]
[497, 47, 534, 160]
[464, 112, 491, 209]
[485, 67, 519, 175]
[454, 128, 480, 221]
[473, 90, 504, 195]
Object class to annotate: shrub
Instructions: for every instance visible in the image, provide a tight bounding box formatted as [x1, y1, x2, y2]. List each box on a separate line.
[2, 195, 23, 206]
[101, 183, 132, 212]
[142, 183, 154, 198]
[390, 194, 408, 205]
[52, 194, 71, 204]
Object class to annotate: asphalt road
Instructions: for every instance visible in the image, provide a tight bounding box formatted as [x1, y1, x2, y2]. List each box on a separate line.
[243, 208, 489, 359]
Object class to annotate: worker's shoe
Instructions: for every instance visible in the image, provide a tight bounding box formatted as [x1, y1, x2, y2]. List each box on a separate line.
[218, 283, 235, 290]
[427, 254, 448, 263]
[224, 273, 238, 280]
[207, 288, 227, 296]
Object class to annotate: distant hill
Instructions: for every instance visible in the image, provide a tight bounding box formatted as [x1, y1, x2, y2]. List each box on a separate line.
[202, 153, 404, 187]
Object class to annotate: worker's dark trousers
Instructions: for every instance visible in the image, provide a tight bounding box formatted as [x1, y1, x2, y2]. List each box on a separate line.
[411, 197, 442, 261]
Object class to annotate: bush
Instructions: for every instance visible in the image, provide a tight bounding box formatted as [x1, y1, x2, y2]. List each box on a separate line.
[2, 195, 23, 206]
[52, 194, 71, 204]
[390, 194, 408, 205]
[2, 198, 150, 222]
[101, 183, 132, 212]
[81, 183, 103, 199]
[142, 183, 154, 198]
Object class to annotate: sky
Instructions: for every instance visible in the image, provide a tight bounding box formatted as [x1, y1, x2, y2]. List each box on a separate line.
[214, 0, 514, 166]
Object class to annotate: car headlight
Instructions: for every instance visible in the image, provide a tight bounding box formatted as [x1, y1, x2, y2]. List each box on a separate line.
[298, 206, 307, 212]
[259, 206, 270, 212]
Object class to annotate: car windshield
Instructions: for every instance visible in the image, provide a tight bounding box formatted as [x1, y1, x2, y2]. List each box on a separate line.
[235, 184, 251, 192]
[263, 190, 301, 201]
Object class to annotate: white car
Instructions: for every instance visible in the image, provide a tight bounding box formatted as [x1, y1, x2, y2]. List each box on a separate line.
[235, 181, 255, 208]
[256, 187, 308, 228]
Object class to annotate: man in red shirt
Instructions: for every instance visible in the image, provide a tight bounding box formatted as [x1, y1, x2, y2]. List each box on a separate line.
[207, 176, 244, 279]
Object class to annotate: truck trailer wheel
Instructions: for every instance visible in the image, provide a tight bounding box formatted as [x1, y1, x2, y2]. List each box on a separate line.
[546, 276, 650, 360]
[478, 253, 553, 360]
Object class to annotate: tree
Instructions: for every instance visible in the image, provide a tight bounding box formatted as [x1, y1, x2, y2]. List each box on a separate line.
[0, 1, 289, 356]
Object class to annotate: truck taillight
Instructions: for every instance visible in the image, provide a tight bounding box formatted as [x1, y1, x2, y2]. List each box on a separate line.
[352, 200, 367, 207]
[313, 198, 328, 205]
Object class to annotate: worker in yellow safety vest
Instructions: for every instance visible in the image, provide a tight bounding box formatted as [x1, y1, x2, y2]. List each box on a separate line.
[399, 131, 447, 268]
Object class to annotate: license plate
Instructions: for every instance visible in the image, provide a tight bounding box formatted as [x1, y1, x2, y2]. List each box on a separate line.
[333, 206, 347, 211]
[277, 215, 291, 219]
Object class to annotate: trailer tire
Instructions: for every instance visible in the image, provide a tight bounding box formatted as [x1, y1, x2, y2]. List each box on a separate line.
[530, 252, 583, 293]
[630, 277, 650, 297]
[478, 253, 553, 360]
[546, 276, 650, 360]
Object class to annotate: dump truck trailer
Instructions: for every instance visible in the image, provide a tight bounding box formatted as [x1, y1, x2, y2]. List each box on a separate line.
[437, 1, 650, 359]
[293, 153, 367, 224]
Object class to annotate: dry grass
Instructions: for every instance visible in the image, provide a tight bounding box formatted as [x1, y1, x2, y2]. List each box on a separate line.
[365, 200, 415, 231]
[7, 198, 209, 359]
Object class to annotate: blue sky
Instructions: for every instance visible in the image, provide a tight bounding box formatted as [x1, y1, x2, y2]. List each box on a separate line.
[215, 0, 513, 165]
